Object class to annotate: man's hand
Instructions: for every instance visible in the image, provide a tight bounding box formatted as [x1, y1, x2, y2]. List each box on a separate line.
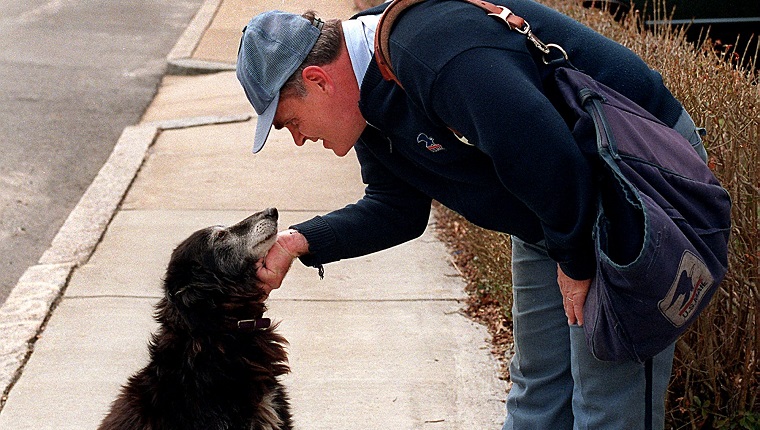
[256, 229, 309, 297]
[557, 265, 591, 326]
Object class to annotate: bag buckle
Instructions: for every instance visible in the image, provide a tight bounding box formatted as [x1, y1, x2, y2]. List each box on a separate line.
[487, 5, 568, 65]
[487, 5, 523, 31]
[487, 5, 514, 25]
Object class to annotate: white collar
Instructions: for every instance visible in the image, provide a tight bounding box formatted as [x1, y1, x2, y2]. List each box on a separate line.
[342, 13, 381, 88]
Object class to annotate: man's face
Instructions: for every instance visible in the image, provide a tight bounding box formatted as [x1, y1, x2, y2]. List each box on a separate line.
[273, 90, 364, 157]
[272, 66, 366, 157]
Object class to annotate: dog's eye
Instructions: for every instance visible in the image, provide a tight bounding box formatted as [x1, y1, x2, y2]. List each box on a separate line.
[212, 227, 229, 241]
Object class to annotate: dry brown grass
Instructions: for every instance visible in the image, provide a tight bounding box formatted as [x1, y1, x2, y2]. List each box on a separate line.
[432, 1, 759, 427]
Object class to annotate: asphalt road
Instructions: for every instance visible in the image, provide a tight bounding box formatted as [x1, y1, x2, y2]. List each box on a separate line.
[0, 0, 205, 305]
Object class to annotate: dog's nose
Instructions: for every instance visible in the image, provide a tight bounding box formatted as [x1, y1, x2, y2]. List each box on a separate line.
[264, 207, 278, 219]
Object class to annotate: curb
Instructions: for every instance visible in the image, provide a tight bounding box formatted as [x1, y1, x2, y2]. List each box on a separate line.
[167, 58, 235, 76]
[166, 0, 220, 62]
[0, 0, 239, 406]
[0, 113, 251, 408]
[166, 0, 235, 76]
[0, 123, 159, 406]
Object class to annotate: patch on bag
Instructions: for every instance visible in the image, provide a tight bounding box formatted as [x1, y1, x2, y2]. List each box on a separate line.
[658, 251, 714, 327]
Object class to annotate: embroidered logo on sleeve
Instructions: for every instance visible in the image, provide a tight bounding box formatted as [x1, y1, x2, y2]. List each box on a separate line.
[417, 133, 444, 152]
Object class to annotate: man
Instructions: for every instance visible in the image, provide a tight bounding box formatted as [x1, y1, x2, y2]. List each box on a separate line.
[236, 1, 705, 428]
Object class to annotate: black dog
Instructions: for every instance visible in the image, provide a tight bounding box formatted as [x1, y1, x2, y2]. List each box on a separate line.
[98, 208, 292, 430]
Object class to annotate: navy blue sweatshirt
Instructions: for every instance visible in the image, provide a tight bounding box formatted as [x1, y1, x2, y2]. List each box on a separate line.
[292, 0, 684, 280]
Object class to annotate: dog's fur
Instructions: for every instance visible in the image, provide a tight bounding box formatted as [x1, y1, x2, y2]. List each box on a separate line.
[98, 208, 292, 430]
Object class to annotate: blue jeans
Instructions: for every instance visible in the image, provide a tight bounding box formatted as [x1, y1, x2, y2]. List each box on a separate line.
[503, 237, 676, 429]
[673, 107, 708, 163]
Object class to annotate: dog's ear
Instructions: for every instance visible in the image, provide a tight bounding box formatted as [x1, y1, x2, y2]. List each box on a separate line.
[163, 228, 219, 296]
[156, 284, 214, 335]
[173, 279, 220, 309]
[161, 229, 225, 331]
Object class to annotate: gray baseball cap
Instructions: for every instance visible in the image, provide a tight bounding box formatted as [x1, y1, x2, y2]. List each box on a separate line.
[236, 11, 322, 153]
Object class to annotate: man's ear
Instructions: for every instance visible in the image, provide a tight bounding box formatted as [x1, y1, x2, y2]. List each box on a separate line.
[302, 66, 331, 93]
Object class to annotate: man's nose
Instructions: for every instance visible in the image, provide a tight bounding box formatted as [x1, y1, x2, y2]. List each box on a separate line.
[287, 127, 306, 146]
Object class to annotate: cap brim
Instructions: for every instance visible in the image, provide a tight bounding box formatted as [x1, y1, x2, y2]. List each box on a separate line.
[252, 92, 280, 154]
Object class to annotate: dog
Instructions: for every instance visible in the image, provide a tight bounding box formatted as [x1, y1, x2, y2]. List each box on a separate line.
[98, 208, 293, 430]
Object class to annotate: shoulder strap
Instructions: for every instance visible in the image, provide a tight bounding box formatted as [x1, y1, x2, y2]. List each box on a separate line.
[372, 0, 527, 145]
[373, 0, 526, 88]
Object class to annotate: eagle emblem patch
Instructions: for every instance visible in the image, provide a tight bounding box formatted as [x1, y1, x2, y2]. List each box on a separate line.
[417, 133, 444, 153]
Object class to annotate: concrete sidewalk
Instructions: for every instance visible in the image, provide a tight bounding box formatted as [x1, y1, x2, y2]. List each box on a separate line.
[0, 0, 506, 428]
